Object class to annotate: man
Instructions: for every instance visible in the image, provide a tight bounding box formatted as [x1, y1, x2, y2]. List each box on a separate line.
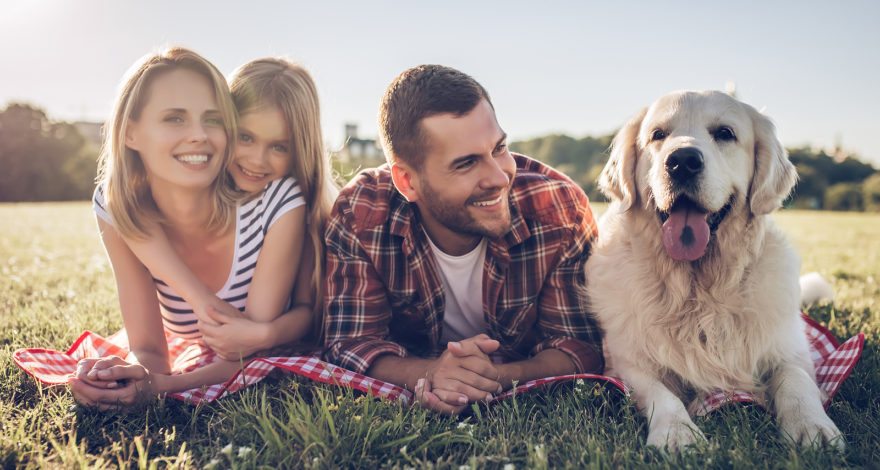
[323, 65, 602, 414]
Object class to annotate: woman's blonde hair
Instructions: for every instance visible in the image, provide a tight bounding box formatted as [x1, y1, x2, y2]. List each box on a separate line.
[228, 58, 338, 333]
[97, 46, 239, 239]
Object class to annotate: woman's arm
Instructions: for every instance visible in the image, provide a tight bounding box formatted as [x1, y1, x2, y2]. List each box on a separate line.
[70, 355, 254, 410]
[95, 217, 171, 374]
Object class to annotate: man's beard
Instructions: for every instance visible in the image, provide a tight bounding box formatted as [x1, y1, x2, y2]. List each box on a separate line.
[418, 178, 512, 239]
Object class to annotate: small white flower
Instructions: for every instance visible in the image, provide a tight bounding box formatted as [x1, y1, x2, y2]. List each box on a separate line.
[400, 445, 407, 455]
[503, 464, 516, 470]
[458, 465, 471, 470]
[238, 446, 253, 457]
[204, 458, 221, 470]
[221, 443, 234, 455]
[534, 443, 547, 461]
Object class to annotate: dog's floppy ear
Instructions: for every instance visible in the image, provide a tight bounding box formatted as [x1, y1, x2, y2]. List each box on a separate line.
[600, 107, 646, 211]
[747, 106, 797, 215]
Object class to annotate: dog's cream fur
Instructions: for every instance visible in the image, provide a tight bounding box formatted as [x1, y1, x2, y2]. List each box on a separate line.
[585, 90, 843, 451]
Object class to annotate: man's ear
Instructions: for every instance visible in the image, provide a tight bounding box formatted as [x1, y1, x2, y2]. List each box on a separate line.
[390, 163, 419, 203]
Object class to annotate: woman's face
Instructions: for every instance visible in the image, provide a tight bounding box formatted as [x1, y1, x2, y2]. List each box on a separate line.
[125, 68, 228, 192]
[229, 106, 292, 193]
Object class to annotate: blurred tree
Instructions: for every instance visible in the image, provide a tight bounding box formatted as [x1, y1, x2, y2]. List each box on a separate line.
[0, 103, 97, 201]
[824, 182, 864, 211]
[511, 133, 612, 203]
[788, 164, 827, 209]
[829, 156, 875, 184]
[862, 173, 880, 212]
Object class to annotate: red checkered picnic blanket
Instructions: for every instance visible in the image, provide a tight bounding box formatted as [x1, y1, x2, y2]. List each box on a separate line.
[13, 314, 863, 414]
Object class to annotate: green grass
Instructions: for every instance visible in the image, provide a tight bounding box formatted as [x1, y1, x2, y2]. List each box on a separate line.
[2, 202, 878, 469]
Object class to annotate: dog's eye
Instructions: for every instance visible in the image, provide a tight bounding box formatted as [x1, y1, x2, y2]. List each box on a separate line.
[712, 126, 737, 142]
[650, 129, 667, 141]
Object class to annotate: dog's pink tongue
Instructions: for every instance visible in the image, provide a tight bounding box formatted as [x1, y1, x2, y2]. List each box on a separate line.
[662, 205, 710, 261]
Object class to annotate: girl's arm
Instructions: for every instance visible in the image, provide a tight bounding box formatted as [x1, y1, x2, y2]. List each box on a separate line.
[200, 238, 316, 358]
[116, 190, 306, 325]
[116, 223, 242, 322]
[241, 204, 306, 322]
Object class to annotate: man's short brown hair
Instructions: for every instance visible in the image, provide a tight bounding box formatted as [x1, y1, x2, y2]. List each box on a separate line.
[378, 65, 491, 169]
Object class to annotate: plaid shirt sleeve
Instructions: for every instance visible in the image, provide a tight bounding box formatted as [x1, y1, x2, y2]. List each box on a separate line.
[531, 184, 604, 374]
[322, 193, 409, 374]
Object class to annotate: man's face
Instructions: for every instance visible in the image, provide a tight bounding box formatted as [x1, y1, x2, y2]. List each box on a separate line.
[409, 99, 516, 255]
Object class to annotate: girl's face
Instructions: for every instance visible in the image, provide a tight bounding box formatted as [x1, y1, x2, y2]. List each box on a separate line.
[125, 68, 227, 192]
[229, 106, 292, 193]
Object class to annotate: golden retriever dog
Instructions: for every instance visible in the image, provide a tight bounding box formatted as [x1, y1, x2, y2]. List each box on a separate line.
[585, 90, 844, 451]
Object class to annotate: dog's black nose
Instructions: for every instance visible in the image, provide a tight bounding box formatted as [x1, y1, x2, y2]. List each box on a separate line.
[666, 147, 704, 183]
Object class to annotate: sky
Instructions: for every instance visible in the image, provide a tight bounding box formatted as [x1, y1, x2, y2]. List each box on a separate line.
[2, 0, 879, 164]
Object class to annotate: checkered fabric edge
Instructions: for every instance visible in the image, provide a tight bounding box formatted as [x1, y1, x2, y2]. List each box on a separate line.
[11, 330, 412, 405]
[687, 315, 864, 416]
[12, 314, 862, 413]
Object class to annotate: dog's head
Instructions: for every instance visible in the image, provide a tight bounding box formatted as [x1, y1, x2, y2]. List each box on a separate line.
[599, 90, 796, 261]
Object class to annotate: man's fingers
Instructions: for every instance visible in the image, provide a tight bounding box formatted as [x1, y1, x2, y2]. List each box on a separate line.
[432, 387, 484, 406]
[447, 340, 485, 358]
[458, 357, 503, 392]
[433, 370, 499, 401]
[474, 338, 500, 355]
[438, 354, 503, 394]
[448, 336, 501, 358]
[414, 379, 466, 415]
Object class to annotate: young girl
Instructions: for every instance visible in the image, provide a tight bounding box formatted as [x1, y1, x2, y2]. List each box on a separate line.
[70, 50, 335, 409]
[201, 58, 337, 358]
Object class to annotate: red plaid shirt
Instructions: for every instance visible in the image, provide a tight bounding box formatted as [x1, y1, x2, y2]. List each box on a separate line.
[323, 154, 603, 375]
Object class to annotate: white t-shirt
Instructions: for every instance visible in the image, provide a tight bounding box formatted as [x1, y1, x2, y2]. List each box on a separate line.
[424, 233, 488, 344]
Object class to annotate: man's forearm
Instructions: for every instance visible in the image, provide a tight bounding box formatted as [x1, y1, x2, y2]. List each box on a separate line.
[496, 348, 577, 390]
[366, 354, 435, 390]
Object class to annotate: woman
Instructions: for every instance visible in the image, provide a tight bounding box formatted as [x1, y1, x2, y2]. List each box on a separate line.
[69, 48, 323, 409]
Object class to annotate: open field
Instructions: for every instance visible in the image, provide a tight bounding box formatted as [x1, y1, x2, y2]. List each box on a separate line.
[1, 202, 878, 469]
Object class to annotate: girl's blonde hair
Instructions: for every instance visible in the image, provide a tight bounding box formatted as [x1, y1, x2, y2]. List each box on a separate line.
[228, 58, 338, 333]
[97, 46, 239, 239]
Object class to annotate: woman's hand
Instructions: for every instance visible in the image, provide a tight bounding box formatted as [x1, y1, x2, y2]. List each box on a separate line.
[69, 356, 158, 411]
[198, 306, 270, 360]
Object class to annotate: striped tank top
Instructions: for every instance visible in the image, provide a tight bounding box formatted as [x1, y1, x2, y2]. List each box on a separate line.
[93, 177, 305, 339]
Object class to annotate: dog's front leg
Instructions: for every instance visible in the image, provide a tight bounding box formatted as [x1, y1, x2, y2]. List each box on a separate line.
[769, 358, 845, 450]
[621, 365, 706, 451]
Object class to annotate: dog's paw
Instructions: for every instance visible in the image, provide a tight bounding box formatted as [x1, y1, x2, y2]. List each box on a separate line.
[647, 418, 706, 452]
[779, 412, 845, 451]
